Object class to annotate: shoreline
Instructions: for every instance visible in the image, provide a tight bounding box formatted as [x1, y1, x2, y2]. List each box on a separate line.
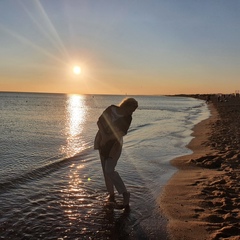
[160, 96, 240, 240]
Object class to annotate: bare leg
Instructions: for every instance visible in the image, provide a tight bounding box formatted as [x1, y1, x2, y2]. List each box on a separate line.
[100, 154, 114, 195]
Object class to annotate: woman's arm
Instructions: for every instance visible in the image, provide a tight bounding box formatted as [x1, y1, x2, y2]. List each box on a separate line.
[97, 107, 116, 145]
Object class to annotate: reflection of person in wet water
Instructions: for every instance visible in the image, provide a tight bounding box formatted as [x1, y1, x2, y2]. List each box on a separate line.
[94, 98, 138, 208]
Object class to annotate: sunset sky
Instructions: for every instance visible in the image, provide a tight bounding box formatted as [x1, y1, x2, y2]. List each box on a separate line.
[0, 0, 240, 95]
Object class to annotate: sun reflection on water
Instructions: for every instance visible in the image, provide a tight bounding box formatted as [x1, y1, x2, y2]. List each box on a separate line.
[60, 162, 94, 223]
[62, 94, 87, 158]
[60, 95, 92, 222]
[60, 95, 102, 230]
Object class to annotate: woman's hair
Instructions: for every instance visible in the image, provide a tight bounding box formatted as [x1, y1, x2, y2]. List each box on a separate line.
[119, 97, 138, 109]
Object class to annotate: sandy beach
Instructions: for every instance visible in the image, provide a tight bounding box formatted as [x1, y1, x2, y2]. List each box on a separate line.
[160, 95, 240, 240]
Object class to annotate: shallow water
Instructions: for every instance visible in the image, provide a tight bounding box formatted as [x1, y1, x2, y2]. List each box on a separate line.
[0, 93, 209, 239]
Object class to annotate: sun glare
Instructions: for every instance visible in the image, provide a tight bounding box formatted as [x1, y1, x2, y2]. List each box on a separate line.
[73, 66, 81, 75]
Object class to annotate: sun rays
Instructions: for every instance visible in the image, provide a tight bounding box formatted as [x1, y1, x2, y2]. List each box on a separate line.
[0, 0, 71, 66]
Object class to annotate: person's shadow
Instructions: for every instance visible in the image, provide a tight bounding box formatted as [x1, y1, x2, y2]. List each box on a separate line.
[101, 203, 149, 240]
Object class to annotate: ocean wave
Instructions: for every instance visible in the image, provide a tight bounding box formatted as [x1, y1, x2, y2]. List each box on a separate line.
[0, 152, 89, 193]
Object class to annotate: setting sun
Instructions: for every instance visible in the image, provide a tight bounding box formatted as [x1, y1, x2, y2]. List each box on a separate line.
[73, 66, 81, 75]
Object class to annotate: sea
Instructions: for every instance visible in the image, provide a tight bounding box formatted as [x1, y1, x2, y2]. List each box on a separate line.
[0, 92, 210, 240]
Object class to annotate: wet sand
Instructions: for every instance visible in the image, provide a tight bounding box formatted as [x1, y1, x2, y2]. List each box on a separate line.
[160, 95, 240, 240]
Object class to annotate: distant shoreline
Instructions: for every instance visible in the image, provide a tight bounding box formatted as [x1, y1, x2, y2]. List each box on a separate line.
[160, 95, 240, 240]
[1, 91, 237, 97]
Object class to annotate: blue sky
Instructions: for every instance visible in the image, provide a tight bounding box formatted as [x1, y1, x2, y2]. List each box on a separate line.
[0, 0, 240, 95]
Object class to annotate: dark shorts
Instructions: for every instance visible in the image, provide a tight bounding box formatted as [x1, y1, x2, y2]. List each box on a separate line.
[100, 139, 118, 158]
